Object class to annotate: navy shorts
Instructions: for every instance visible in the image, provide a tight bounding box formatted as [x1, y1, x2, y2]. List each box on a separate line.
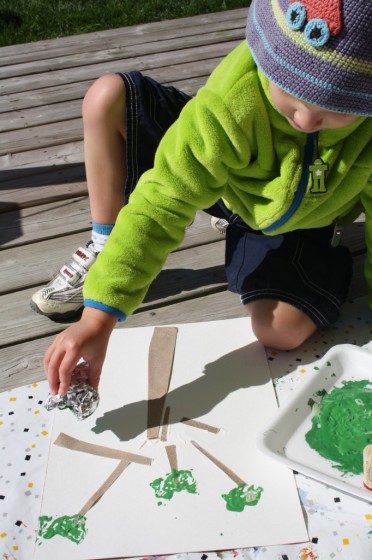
[118, 71, 353, 327]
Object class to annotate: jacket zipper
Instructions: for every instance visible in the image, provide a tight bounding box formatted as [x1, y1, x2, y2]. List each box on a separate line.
[262, 132, 317, 233]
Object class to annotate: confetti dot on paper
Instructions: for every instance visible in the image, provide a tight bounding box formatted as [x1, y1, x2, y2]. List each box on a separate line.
[343, 538, 350, 545]
[31, 444, 36, 449]
[27, 483, 33, 488]
[34, 410, 40, 415]
[13, 546, 19, 551]
[9, 398, 16, 402]
[365, 513, 372, 520]
[41, 431, 48, 436]
[299, 368, 307, 373]
[334, 497, 341, 502]
[15, 521, 22, 527]
[1, 532, 7, 538]
[32, 383, 38, 388]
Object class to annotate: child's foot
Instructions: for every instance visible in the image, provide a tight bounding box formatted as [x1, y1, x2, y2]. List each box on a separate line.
[210, 216, 229, 234]
[30, 241, 98, 320]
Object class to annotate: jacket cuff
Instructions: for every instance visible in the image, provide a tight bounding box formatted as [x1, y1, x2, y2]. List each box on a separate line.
[83, 299, 127, 322]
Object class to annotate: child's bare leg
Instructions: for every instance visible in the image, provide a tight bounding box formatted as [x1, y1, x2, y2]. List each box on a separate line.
[245, 300, 317, 350]
[31, 74, 127, 319]
[82, 73, 127, 224]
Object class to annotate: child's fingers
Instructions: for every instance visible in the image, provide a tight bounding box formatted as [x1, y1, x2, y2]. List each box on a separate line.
[87, 363, 102, 390]
[44, 344, 61, 396]
[44, 341, 79, 396]
[56, 349, 82, 395]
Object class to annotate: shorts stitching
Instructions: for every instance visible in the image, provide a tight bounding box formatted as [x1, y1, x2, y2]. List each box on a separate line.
[292, 239, 341, 308]
[240, 288, 329, 326]
[118, 72, 139, 199]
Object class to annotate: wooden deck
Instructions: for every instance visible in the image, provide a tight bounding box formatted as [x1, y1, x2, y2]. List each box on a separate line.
[0, 8, 367, 392]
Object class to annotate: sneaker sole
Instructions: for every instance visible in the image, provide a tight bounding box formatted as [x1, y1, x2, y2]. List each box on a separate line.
[30, 300, 83, 321]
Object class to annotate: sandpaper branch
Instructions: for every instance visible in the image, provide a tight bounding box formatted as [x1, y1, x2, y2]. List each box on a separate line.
[181, 417, 220, 434]
[191, 440, 245, 485]
[54, 432, 152, 465]
[147, 327, 178, 440]
[165, 444, 178, 472]
[160, 406, 171, 442]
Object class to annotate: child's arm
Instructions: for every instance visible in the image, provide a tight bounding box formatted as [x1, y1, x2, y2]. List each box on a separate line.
[44, 308, 117, 396]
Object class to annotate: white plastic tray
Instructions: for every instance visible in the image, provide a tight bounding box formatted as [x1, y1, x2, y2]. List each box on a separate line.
[257, 344, 372, 502]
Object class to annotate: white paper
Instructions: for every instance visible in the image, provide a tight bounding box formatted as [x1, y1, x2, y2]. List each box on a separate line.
[35, 318, 308, 559]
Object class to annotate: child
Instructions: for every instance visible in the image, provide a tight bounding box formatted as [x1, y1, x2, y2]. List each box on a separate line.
[33, 0, 372, 395]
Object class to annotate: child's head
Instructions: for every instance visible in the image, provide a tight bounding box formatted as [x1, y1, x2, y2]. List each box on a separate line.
[246, 0, 372, 118]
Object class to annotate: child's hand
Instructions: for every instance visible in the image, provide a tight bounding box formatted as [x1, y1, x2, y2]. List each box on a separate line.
[44, 308, 117, 396]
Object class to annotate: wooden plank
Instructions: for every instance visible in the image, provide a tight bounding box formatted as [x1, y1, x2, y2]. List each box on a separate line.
[0, 9, 247, 60]
[0, 28, 244, 81]
[0, 141, 85, 170]
[0, 118, 84, 156]
[0, 180, 87, 210]
[0, 196, 90, 249]
[0, 239, 226, 347]
[0, 212, 221, 293]
[0, 40, 240, 97]
[0, 289, 245, 392]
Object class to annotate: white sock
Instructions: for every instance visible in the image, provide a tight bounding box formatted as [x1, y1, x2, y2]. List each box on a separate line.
[91, 222, 114, 253]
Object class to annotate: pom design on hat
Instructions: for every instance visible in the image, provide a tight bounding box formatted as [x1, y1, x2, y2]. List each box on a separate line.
[286, 0, 343, 47]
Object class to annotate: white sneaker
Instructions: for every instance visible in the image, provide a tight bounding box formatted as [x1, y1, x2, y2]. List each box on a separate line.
[30, 241, 98, 319]
[210, 216, 229, 234]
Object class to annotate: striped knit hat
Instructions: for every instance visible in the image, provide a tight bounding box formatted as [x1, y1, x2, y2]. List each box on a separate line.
[246, 0, 372, 116]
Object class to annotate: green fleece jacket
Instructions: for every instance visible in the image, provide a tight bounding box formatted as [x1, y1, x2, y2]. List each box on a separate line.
[83, 41, 372, 320]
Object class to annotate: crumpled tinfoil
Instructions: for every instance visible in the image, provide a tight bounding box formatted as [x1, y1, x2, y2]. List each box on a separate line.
[44, 362, 99, 420]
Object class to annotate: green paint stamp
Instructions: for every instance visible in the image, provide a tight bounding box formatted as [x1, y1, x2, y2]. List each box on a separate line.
[150, 469, 197, 500]
[38, 514, 87, 544]
[222, 483, 263, 512]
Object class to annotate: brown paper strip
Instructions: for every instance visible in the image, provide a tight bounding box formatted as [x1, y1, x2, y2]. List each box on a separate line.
[191, 440, 245, 485]
[147, 327, 178, 439]
[79, 459, 130, 516]
[54, 432, 152, 465]
[363, 444, 372, 490]
[160, 406, 171, 442]
[181, 417, 220, 434]
[165, 444, 178, 472]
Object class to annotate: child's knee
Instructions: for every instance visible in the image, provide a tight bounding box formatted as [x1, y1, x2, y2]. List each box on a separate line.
[82, 73, 125, 125]
[246, 300, 317, 350]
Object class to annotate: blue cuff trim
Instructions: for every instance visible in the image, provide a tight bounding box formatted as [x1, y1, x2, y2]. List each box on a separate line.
[84, 299, 127, 322]
[92, 222, 114, 235]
